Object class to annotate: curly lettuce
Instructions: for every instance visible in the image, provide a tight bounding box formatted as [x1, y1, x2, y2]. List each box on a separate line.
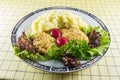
[13, 26, 110, 61]
[82, 26, 110, 55]
[13, 45, 47, 61]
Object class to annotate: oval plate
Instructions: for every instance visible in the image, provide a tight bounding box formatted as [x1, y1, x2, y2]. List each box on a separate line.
[11, 6, 110, 73]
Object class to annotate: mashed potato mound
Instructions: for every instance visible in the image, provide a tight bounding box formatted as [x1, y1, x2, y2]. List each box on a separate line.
[61, 27, 89, 43]
[30, 10, 88, 35]
[33, 32, 55, 54]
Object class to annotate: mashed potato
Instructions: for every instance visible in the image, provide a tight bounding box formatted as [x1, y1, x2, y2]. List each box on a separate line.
[30, 10, 88, 35]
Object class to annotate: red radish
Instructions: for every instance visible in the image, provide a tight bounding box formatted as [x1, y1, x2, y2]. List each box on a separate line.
[50, 28, 61, 38]
[56, 37, 68, 47]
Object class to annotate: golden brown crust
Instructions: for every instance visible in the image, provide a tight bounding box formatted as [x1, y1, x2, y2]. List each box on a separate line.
[61, 27, 89, 42]
[33, 32, 55, 54]
[33, 27, 89, 54]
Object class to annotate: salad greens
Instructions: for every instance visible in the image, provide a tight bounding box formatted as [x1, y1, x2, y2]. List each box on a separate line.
[14, 45, 47, 61]
[13, 26, 110, 61]
[81, 26, 110, 55]
[47, 40, 91, 60]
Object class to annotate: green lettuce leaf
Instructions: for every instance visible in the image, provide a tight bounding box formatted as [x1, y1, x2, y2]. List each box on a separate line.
[87, 26, 110, 56]
[13, 26, 110, 61]
[13, 45, 47, 61]
[46, 40, 91, 60]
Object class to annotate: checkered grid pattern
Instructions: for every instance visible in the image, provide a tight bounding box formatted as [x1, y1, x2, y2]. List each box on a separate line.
[0, 0, 120, 80]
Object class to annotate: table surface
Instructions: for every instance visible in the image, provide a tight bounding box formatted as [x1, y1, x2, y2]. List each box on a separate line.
[0, 0, 120, 80]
